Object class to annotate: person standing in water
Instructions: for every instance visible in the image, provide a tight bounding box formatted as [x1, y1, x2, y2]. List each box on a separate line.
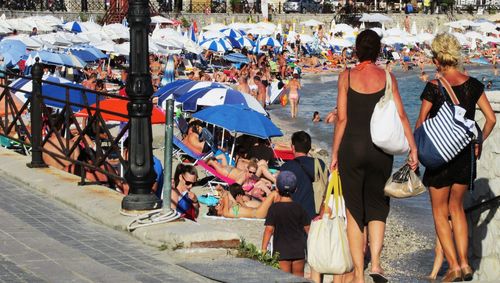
[286, 73, 301, 118]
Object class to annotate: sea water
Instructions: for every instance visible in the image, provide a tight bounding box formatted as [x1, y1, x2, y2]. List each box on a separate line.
[267, 66, 496, 278]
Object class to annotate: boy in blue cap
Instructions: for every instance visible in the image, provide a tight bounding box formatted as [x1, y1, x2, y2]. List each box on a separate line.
[261, 171, 311, 277]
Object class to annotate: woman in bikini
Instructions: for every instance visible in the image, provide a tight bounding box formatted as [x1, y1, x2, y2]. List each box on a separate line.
[285, 73, 301, 118]
[211, 189, 279, 218]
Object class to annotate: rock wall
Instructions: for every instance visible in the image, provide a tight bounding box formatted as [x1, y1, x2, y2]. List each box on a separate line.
[467, 92, 500, 281]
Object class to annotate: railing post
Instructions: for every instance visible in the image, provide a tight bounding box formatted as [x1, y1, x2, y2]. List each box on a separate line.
[121, 0, 162, 211]
[27, 58, 48, 169]
[189, 0, 192, 12]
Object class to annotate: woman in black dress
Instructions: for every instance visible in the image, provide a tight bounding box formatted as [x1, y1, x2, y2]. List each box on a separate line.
[330, 30, 418, 283]
[415, 33, 496, 282]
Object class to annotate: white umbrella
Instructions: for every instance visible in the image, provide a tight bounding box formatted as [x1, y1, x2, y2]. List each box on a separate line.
[203, 23, 227, 31]
[256, 22, 276, 32]
[331, 23, 354, 34]
[246, 28, 273, 36]
[329, 38, 353, 47]
[414, 33, 435, 43]
[300, 19, 323, 27]
[7, 35, 43, 49]
[359, 13, 392, 23]
[228, 22, 255, 31]
[330, 19, 336, 32]
[371, 27, 383, 37]
[92, 40, 119, 53]
[360, 22, 365, 30]
[151, 16, 174, 24]
[201, 30, 226, 40]
[102, 23, 129, 40]
[384, 27, 408, 37]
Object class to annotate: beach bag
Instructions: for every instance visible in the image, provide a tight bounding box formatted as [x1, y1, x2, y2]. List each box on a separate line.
[414, 77, 479, 170]
[370, 70, 409, 155]
[384, 164, 426, 198]
[280, 93, 288, 107]
[307, 170, 353, 274]
[294, 158, 328, 213]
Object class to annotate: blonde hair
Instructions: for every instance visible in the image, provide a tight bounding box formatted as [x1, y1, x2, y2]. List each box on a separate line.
[431, 33, 462, 68]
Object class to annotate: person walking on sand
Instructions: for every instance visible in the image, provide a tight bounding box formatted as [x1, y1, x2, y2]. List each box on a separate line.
[286, 73, 301, 118]
[415, 33, 496, 282]
[262, 171, 311, 277]
[330, 30, 418, 283]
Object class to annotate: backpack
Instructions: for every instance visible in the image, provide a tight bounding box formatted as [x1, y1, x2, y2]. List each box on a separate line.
[294, 158, 329, 214]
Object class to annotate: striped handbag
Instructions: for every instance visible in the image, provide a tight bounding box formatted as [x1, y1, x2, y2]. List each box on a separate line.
[414, 77, 479, 170]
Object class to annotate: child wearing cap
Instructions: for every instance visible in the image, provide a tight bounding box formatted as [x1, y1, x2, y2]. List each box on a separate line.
[261, 171, 311, 277]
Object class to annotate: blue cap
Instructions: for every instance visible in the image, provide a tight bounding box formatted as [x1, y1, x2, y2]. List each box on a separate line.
[276, 171, 297, 194]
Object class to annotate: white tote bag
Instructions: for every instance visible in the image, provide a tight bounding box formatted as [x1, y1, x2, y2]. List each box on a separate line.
[307, 170, 353, 274]
[370, 70, 409, 155]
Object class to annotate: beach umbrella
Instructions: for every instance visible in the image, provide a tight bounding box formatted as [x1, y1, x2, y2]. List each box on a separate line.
[6, 35, 43, 49]
[177, 87, 266, 114]
[157, 80, 228, 105]
[258, 37, 281, 47]
[151, 15, 174, 25]
[203, 23, 227, 31]
[63, 21, 86, 32]
[0, 39, 26, 67]
[26, 50, 64, 66]
[10, 75, 101, 112]
[329, 38, 353, 47]
[360, 22, 365, 30]
[371, 27, 383, 37]
[201, 30, 226, 40]
[59, 53, 87, 68]
[298, 34, 314, 44]
[300, 19, 323, 27]
[227, 36, 255, 49]
[76, 98, 165, 124]
[228, 22, 254, 31]
[246, 27, 273, 36]
[199, 38, 232, 52]
[257, 22, 276, 32]
[0, 24, 10, 34]
[223, 53, 250, 64]
[331, 23, 354, 34]
[220, 28, 243, 38]
[102, 23, 129, 40]
[192, 104, 282, 139]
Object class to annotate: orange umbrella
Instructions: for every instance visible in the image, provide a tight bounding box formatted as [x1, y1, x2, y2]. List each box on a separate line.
[76, 98, 166, 124]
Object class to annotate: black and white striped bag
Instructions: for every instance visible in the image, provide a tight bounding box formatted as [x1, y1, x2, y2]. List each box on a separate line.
[414, 78, 479, 170]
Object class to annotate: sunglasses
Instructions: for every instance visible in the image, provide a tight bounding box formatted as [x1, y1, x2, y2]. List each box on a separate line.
[248, 170, 256, 175]
[182, 175, 196, 186]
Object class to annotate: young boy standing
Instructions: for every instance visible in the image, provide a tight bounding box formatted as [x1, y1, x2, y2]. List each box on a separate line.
[261, 171, 311, 277]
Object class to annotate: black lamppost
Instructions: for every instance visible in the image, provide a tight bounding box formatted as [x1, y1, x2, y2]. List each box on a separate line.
[121, 0, 162, 211]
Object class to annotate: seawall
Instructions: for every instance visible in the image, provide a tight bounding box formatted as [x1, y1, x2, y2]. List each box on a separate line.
[468, 91, 500, 281]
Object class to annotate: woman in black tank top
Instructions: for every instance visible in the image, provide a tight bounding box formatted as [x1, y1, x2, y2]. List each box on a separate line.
[329, 30, 418, 283]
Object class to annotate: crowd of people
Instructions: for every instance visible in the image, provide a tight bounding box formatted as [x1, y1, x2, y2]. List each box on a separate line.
[168, 30, 496, 283]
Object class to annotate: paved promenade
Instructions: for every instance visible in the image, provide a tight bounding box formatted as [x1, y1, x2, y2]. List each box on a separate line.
[0, 176, 212, 282]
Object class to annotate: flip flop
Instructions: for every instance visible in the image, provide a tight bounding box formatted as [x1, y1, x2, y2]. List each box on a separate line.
[369, 272, 388, 283]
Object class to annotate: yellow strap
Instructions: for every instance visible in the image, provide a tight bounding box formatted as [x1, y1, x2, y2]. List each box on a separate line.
[324, 169, 343, 217]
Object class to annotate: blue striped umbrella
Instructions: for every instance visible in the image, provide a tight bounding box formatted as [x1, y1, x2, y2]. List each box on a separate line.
[229, 36, 255, 49]
[199, 38, 232, 52]
[10, 75, 101, 112]
[258, 37, 282, 48]
[220, 28, 243, 39]
[177, 87, 266, 114]
[156, 80, 228, 106]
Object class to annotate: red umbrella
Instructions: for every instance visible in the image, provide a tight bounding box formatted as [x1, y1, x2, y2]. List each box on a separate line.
[76, 98, 166, 124]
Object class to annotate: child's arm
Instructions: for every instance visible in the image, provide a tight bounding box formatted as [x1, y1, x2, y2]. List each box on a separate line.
[261, 225, 274, 253]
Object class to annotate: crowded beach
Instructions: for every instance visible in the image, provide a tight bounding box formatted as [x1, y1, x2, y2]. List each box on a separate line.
[0, 11, 498, 282]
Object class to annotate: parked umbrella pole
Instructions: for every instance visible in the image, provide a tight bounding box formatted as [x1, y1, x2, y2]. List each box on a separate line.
[163, 98, 175, 213]
[229, 132, 237, 164]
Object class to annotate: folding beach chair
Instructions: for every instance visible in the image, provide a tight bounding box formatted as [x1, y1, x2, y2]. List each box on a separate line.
[197, 160, 236, 189]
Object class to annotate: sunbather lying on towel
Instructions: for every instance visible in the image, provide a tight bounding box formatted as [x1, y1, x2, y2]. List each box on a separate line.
[206, 158, 276, 186]
[208, 187, 279, 219]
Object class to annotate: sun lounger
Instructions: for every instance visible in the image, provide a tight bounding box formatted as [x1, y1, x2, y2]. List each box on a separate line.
[197, 160, 236, 188]
[172, 136, 206, 164]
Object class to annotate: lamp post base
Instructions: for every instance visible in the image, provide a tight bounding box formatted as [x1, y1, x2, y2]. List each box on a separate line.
[121, 194, 162, 212]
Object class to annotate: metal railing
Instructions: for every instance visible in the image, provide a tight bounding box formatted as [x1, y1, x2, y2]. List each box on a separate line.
[0, 64, 130, 188]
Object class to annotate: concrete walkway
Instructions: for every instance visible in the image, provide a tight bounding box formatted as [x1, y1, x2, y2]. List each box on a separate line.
[0, 147, 308, 281]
